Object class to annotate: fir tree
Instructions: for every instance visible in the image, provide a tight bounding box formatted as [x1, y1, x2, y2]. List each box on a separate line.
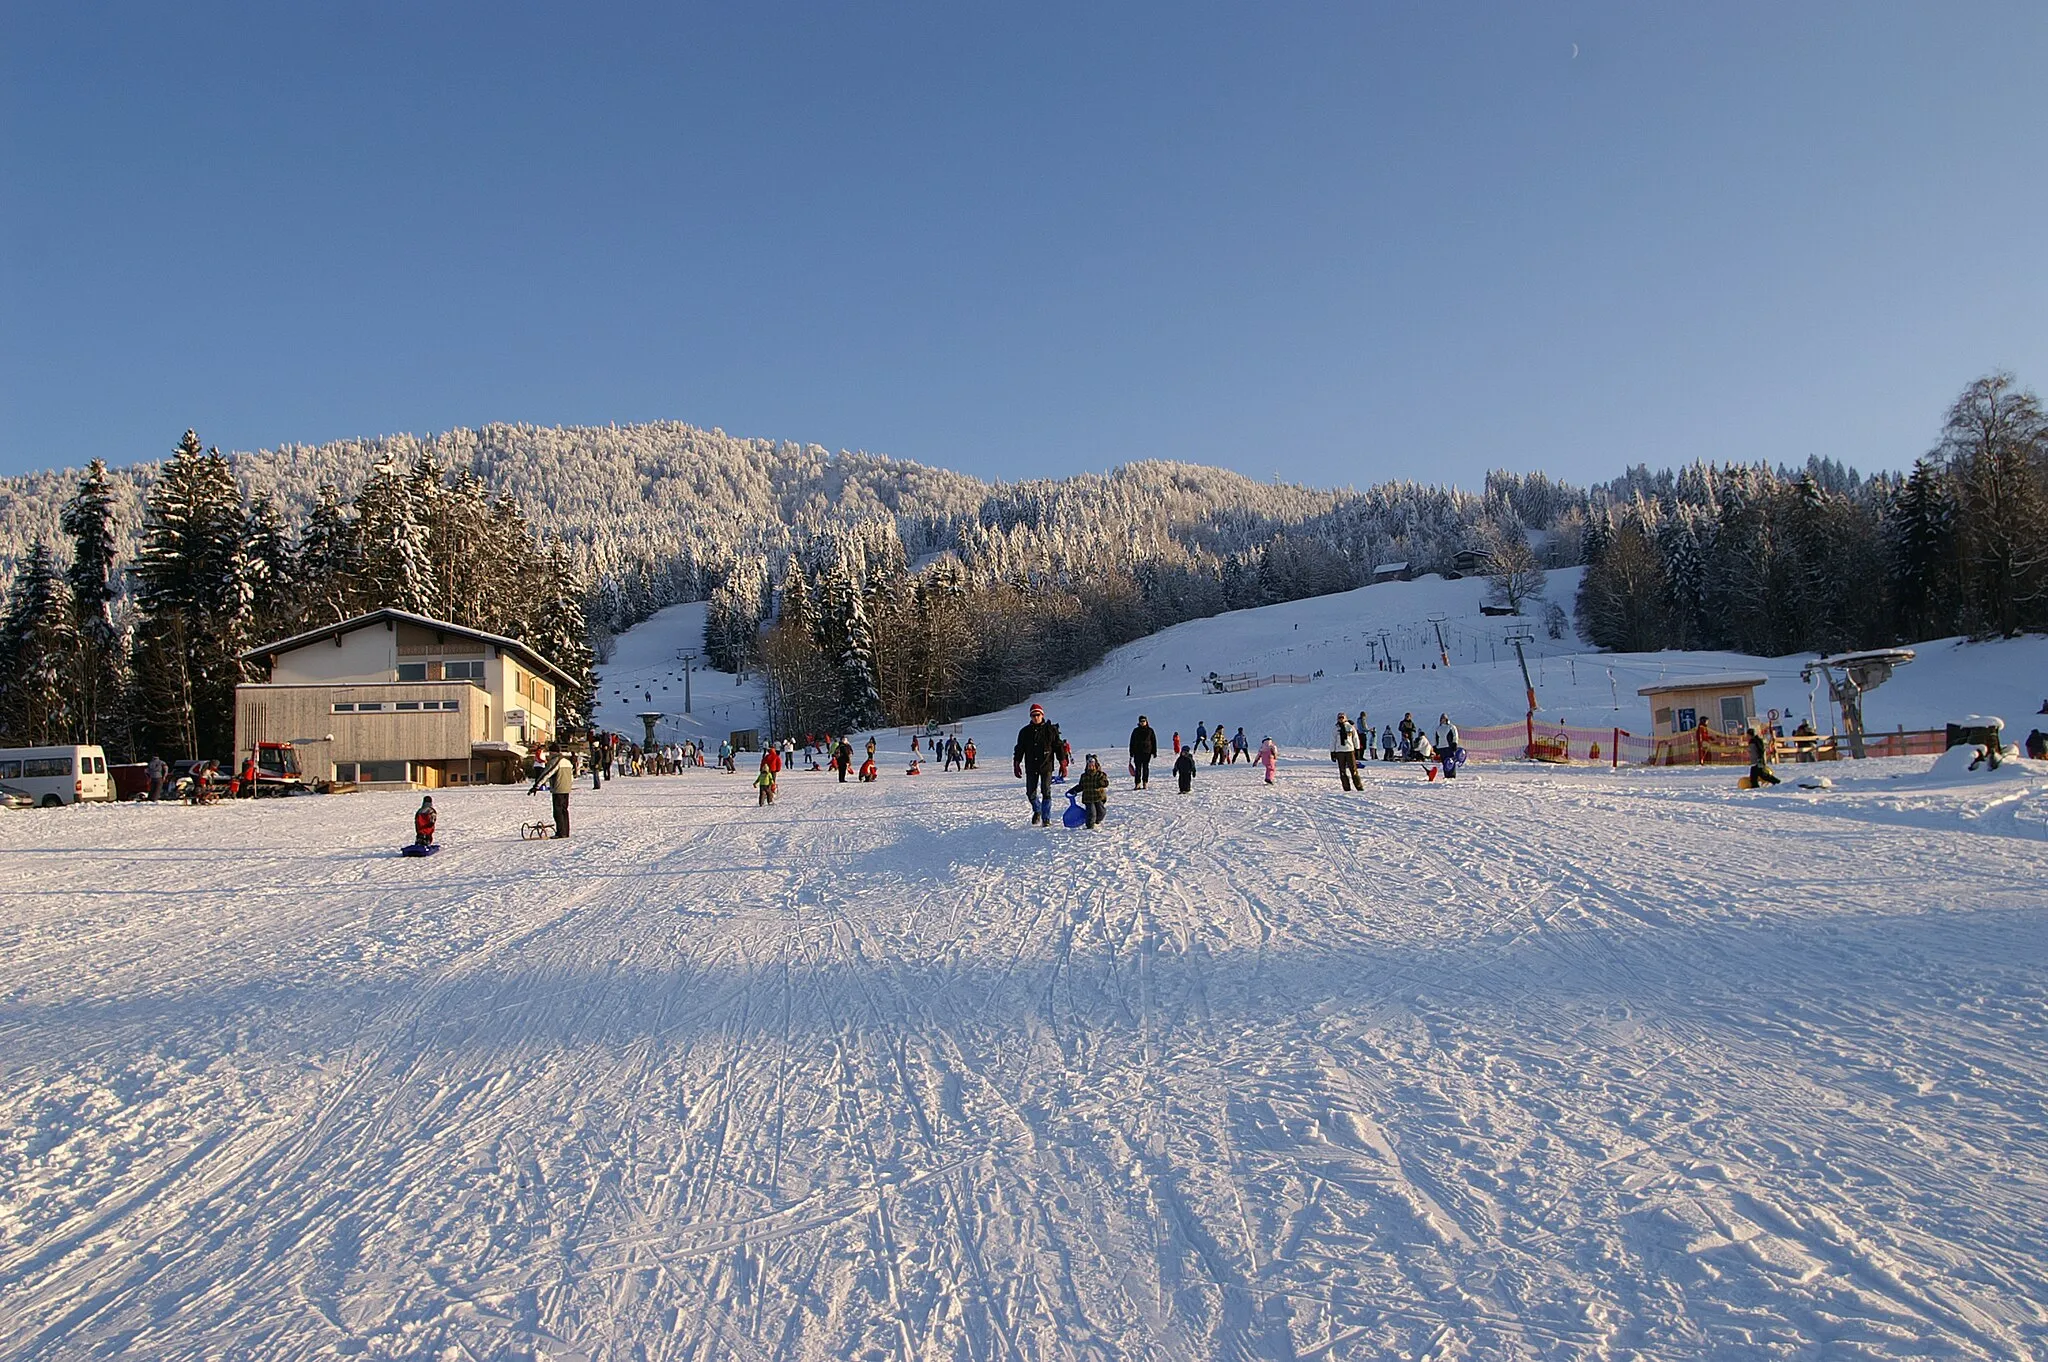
[0, 542, 78, 746]
[58, 459, 128, 752]
[353, 455, 434, 616]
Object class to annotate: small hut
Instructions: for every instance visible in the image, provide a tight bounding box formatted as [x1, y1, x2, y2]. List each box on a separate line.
[1638, 674, 1768, 739]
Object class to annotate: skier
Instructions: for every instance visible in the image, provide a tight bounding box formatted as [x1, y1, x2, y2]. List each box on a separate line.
[1333, 712, 1361, 791]
[1013, 702, 1065, 827]
[413, 795, 437, 849]
[1068, 753, 1110, 829]
[1128, 715, 1158, 789]
[1257, 736, 1278, 783]
[527, 743, 575, 838]
[1173, 744, 1197, 794]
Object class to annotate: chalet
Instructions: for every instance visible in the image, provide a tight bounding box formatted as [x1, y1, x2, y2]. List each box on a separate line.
[1371, 561, 1411, 584]
[234, 609, 576, 788]
[1447, 546, 1495, 579]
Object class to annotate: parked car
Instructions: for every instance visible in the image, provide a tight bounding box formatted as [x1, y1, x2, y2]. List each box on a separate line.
[0, 784, 37, 810]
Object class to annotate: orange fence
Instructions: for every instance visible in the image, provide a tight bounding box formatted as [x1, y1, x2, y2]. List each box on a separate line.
[1449, 720, 1952, 767]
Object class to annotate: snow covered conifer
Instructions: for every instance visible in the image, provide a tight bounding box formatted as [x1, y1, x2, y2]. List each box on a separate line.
[352, 455, 435, 617]
[0, 542, 78, 746]
[59, 459, 129, 752]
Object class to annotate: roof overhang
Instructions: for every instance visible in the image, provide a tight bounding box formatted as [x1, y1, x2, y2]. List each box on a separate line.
[1637, 675, 1770, 697]
[238, 608, 578, 690]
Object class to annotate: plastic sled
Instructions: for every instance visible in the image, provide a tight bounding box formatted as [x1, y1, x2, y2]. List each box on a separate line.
[1061, 792, 1096, 828]
[1736, 775, 1756, 789]
[400, 843, 441, 857]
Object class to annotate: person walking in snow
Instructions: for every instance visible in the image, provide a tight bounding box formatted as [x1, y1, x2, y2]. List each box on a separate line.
[1013, 703, 1066, 827]
[1128, 715, 1158, 790]
[1194, 722, 1209, 752]
[1257, 736, 1278, 783]
[1174, 745, 1197, 794]
[1068, 753, 1110, 829]
[755, 754, 778, 805]
[1438, 715, 1463, 779]
[1231, 727, 1249, 763]
[832, 738, 853, 782]
[527, 743, 575, 838]
[1171, 731, 1181, 755]
[1210, 723, 1229, 765]
[1333, 713, 1362, 791]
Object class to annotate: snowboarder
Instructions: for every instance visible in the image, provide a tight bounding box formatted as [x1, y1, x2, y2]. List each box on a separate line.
[413, 795, 437, 849]
[1128, 716, 1158, 789]
[1013, 703, 1065, 827]
[528, 743, 575, 838]
[1333, 713, 1361, 791]
[1257, 736, 1278, 783]
[1174, 745, 1197, 793]
[1748, 726, 1782, 787]
[1068, 753, 1109, 829]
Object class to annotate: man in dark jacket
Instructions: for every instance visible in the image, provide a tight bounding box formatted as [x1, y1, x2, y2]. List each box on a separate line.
[1128, 716, 1158, 789]
[1013, 702, 1065, 826]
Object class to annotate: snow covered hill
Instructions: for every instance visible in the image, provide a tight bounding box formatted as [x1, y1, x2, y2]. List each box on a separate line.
[6, 580, 2047, 1359]
[944, 570, 2048, 764]
[589, 600, 765, 747]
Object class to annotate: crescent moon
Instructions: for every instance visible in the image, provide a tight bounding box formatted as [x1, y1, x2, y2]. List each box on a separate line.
[1571, 43, 1580, 59]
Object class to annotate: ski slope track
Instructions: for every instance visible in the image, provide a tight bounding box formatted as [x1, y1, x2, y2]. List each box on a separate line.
[4, 749, 2047, 1361]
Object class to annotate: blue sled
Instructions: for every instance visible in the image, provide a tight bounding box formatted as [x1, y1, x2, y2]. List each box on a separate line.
[1062, 792, 1106, 829]
[400, 843, 441, 857]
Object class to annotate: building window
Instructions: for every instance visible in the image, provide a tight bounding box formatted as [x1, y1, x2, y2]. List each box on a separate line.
[332, 702, 355, 713]
[444, 660, 484, 681]
[355, 702, 386, 713]
[396, 663, 427, 682]
[340, 760, 408, 783]
[395, 701, 421, 712]
[1720, 696, 1747, 730]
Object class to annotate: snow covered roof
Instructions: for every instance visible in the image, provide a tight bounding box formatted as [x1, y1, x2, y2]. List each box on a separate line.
[1372, 561, 1409, 574]
[240, 608, 579, 689]
[1637, 674, 1769, 696]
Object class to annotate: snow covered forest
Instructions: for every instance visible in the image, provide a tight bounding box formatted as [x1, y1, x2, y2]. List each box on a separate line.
[0, 372, 2043, 755]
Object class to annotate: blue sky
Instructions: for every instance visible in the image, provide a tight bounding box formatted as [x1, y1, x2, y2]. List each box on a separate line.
[4, 3, 2044, 489]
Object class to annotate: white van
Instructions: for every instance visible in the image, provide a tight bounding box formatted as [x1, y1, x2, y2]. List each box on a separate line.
[0, 745, 113, 806]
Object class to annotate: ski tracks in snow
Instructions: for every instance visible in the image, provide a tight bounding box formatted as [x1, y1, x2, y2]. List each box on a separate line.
[2, 761, 2046, 1359]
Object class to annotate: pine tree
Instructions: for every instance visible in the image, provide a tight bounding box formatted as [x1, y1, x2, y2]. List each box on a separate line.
[130, 433, 251, 758]
[0, 542, 79, 746]
[59, 459, 128, 752]
[353, 455, 435, 616]
[525, 541, 596, 731]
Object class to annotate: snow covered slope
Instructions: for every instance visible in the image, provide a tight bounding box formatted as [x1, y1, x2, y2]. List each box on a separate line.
[2, 755, 2045, 1358]
[590, 600, 765, 745]
[945, 571, 2048, 763]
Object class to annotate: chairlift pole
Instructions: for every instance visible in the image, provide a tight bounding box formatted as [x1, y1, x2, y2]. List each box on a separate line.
[1428, 614, 1450, 668]
[678, 651, 697, 715]
[1508, 633, 1538, 757]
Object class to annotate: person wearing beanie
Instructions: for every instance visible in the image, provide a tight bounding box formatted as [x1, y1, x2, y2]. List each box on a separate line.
[413, 795, 437, 849]
[1013, 702, 1064, 827]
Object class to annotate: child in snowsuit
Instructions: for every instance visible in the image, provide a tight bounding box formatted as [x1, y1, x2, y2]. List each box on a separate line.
[858, 757, 878, 782]
[1068, 754, 1110, 829]
[1174, 746, 1197, 794]
[755, 756, 777, 805]
[1257, 737, 1278, 783]
[414, 796, 436, 848]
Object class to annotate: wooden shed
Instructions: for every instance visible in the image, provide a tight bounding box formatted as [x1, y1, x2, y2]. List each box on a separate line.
[1638, 674, 1768, 738]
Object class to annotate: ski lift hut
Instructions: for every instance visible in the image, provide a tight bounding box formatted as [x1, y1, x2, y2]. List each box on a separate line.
[1639, 674, 1767, 762]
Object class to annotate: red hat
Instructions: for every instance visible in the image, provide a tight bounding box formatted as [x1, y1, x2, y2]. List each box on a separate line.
[1030, 703, 1044, 717]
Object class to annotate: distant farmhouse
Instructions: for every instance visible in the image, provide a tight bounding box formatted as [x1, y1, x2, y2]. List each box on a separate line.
[236, 609, 573, 788]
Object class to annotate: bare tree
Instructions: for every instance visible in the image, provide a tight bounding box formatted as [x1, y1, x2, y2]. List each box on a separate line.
[1482, 523, 1547, 614]
[1937, 373, 2048, 636]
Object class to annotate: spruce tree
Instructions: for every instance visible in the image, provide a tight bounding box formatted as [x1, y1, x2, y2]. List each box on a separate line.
[0, 542, 79, 746]
[353, 455, 435, 616]
[59, 459, 128, 752]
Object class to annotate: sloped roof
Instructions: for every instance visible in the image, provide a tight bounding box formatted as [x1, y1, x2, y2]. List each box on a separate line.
[239, 608, 578, 689]
[1637, 674, 1769, 696]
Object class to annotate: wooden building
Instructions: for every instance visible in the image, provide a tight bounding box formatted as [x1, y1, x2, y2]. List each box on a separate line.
[1637, 673, 1767, 764]
[235, 609, 575, 788]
